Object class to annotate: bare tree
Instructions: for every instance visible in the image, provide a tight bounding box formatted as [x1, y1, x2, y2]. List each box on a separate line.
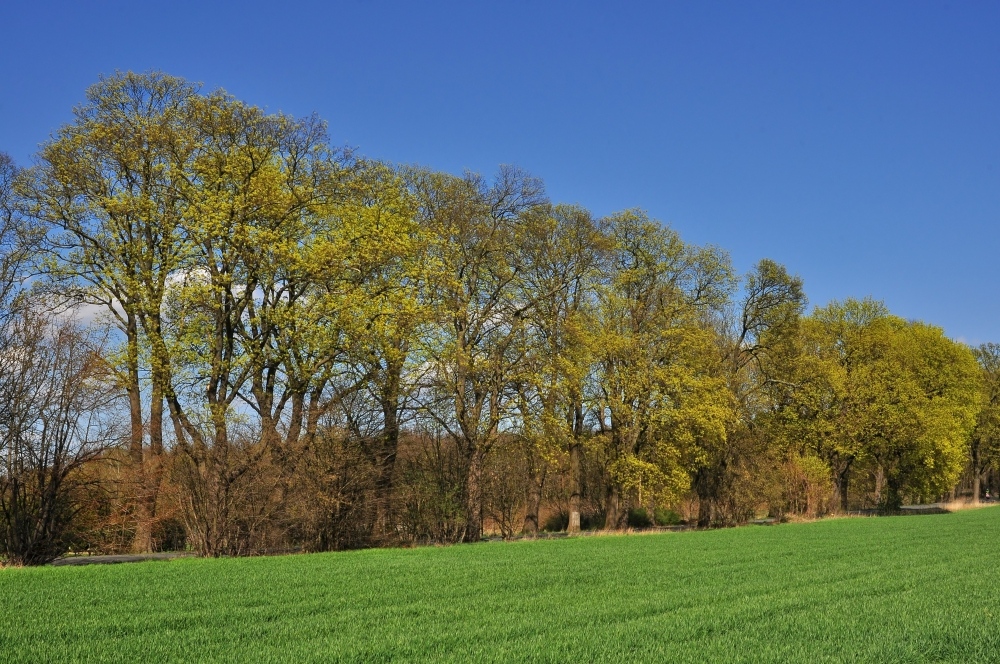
[0, 154, 41, 324]
[0, 310, 124, 566]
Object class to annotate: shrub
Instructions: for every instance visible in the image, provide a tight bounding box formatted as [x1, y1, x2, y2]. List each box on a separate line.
[627, 507, 652, 529]
[653, 507, 681, 526]
[542, 512, 568, 532]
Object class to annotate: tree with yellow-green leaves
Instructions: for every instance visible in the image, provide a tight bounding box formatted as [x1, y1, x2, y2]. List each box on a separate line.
[590, 209, 733, 529]
[161, 90, 344, 554]
[694, 258, 806, 526]
[878, 321, 979, 507]
[777, 299, 980, 511]
[331, 163, 431, 540]
[511, 204, 608, 535]
[970, 344, 1000, 503]
[413, 165, 549, 542]
[25, 72, 200, 551]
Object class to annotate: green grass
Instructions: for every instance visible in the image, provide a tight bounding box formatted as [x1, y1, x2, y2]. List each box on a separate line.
[3, 509, 1000, 663]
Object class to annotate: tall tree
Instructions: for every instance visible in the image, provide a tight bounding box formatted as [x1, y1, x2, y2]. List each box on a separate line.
[331, 162, 430, 540]
[26, 72, 198, 551]
[514, 204, 607, 534]
[793, 299, 888, 511]
[970, 343, 1000, 503]
[161, 90, 343, 555]
[694, 259, 805, 526]
[591, 210, 732, 529]
[787, 300, 979, 510]
[415, 166, 547, 542]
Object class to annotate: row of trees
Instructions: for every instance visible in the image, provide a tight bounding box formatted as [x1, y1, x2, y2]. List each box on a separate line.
[1, 71, 997, 565]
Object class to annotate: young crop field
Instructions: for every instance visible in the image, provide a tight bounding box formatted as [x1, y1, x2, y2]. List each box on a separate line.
[2, 508, 1000, 663]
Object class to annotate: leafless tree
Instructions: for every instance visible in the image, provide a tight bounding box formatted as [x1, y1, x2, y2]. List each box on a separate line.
[0, 310, 124, 565]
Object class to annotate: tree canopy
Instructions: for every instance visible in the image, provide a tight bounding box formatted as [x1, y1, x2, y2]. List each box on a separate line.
[0, 71, 991, 563]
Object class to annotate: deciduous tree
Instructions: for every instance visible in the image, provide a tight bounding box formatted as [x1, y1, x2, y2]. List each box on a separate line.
[591, 210, 732, 529]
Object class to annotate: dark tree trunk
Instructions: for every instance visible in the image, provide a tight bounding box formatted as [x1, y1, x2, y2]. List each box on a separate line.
[567, 441, 583, 534]
[972, 445, 982, 504]
[884, 475, 903, 511]
[694, 467, 717, 528]
[605, 484, 622, 531]
[125, 313, 152, 553]
[150, 381, 164, 456]
[697, 497, 713, 529]
[371, 350, 406, 542]
[126, 314, 143, 466]
[463, 448, 484, 542]
[522, 467, 544, 536]
[837, 463, 851, 512]
[138, 381, 166, 553]
[372, 399, 400, 542]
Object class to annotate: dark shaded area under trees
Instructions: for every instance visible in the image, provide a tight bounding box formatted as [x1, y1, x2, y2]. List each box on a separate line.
[0, 72, 995, 564]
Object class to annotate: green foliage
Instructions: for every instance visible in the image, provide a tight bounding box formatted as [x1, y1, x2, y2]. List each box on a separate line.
[592, 210, 733, 523]
[970, 344, 1000, 484]
[653, 507, 682, 526]
[6, 71, 994, 559]
[626, 507, 652, 528]
[764, 298, 980, 510]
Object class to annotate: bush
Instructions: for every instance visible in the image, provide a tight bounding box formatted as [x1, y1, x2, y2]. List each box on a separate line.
[542, 511, 605, 532]
[152, 517, 188, 552]
[653, 507, 681, 526]
[542, 511, 568, 532]
[627, 508, 652, 529]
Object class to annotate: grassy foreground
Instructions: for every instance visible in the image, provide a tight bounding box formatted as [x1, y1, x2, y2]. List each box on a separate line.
[2, 509, 1000, 663]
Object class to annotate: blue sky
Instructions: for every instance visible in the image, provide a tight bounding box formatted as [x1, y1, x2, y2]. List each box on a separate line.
[2, 1, 999, 343]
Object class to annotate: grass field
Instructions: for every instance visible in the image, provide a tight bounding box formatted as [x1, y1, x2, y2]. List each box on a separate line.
[2, 509, 1000, 663]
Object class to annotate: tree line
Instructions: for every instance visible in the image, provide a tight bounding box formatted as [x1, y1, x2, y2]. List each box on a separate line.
[0, 71, 997, 565]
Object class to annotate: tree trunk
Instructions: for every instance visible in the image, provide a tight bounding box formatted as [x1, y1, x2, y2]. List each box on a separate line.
[694, 467, 715, 528]
[463, 448, 484, 542]
[697, 496, 713, 528]
[126, 315, 143, 466]
[972, 445, 982, 504]
[836, 461, 852, 512]
[567, 401, 584, 534]
[522, 468, 543, 536]
[873, 465, 886, 507]
[137, 381, 166, 553]
[884, 475, 902, 511]
[287, 391, 304, 446]
[605, 484, 622, 531]
[147, 316, 166, 456]
[567, 440, 583, 534]
[372, 398, 400, 543]
[125, 313, 152, 553]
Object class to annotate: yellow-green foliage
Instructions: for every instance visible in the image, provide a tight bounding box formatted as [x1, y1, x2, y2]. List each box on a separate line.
[777, 299, 980, 507]
[10, 71, 992, 555]
[592, 210, 733, 507]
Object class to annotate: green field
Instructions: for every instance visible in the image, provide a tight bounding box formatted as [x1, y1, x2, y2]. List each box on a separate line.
[2, 509, 1000, 663]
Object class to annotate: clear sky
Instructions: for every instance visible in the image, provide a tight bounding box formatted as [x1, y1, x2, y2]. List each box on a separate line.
[2, 1, 999, 343]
